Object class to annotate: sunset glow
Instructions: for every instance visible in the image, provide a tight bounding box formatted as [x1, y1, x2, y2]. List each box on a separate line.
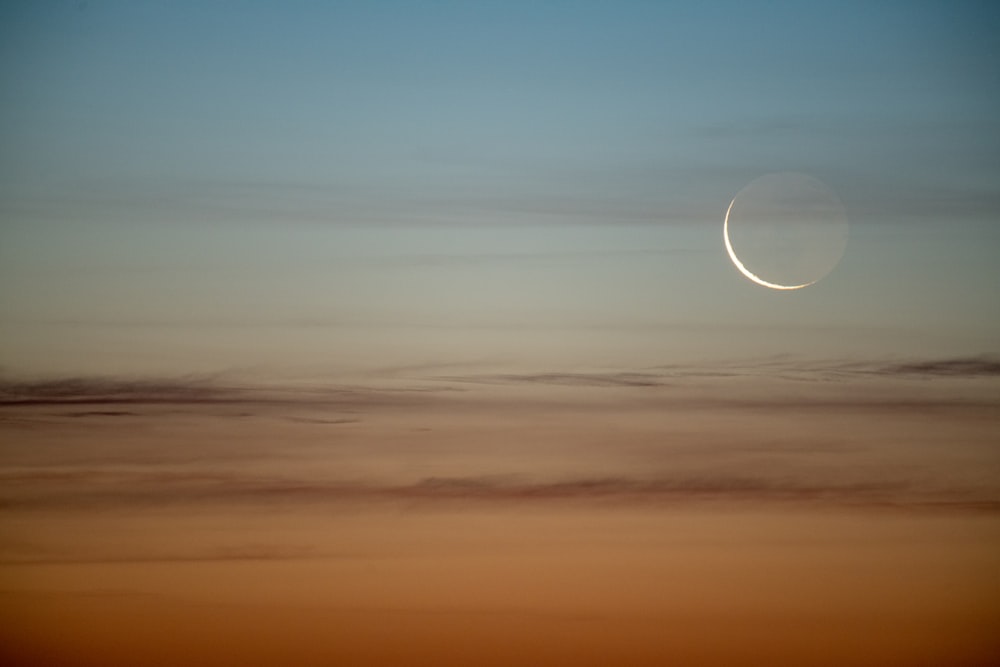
[1, 2, 998, 666]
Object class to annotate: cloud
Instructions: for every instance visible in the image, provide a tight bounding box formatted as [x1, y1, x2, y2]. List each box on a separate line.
[445, 356, 1000, 386]
[875, 357, 1000, 377]
[0, 375, 227, 405]
[451, 372, 666, 388]
[0, 374, 449, 408]
[2, 358, 996, 572]
[3, 356, 998, 412]
[1, 468, 994, 514]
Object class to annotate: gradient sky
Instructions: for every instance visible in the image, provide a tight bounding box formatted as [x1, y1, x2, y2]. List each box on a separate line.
[3, 6, 1000, 665]
[1, 0, 998, 377]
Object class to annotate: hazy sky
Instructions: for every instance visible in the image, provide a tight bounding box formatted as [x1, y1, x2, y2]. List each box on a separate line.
[1, 1, 998, 377]
[3, 7, 1000, 665]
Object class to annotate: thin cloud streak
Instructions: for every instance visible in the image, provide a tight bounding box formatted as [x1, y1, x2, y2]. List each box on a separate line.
[2, 356, 999, 408]
[877, 357, 1000, 377]
[1, 470, 994, 514]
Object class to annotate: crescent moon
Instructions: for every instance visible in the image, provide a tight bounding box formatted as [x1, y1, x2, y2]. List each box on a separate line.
[723, 197, 814, 291]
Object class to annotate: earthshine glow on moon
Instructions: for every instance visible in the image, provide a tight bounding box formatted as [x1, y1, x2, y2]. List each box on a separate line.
[724, 198, 812, 291]
[724, 172, 850, 291]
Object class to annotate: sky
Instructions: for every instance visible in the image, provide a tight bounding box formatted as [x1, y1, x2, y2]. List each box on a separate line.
[2, 4, 1000, 666]
[1, 0, 998, 378]
[2, 361, 1000, 667]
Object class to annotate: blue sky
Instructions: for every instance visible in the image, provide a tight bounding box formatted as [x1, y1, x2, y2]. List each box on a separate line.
[1, 0, 998, 377]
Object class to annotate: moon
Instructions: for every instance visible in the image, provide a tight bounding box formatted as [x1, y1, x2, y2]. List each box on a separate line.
[723, 172, 849, 290]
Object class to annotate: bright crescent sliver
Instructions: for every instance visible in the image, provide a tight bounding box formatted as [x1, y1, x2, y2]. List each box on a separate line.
[723, 197, 814, 291]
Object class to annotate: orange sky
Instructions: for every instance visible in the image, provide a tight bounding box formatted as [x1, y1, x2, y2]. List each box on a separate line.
[2, 368, 998, 666]
[3, 3, 999, 665]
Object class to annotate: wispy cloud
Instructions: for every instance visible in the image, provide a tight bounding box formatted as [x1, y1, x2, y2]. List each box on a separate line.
[3, 356, 998, 407]
[442, 356, 1000, 392]
[452, 372, 667, 388]
[876, 357, 1000, 377]
[1, 469, 994, 515]
[0, 375, 450, 408]
[0, 375, 227, 405]
[2, 358, 997, 572]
